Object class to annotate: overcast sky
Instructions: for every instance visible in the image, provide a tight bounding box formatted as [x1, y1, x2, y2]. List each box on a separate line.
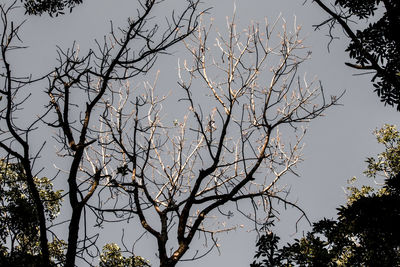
[8, 0, 400, 266]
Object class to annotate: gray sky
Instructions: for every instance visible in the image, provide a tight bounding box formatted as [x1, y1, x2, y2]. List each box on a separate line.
[7, 0, 400, 266]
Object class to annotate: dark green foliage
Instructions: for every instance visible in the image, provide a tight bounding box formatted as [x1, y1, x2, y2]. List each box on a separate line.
[251, 221, 339, 267]
[0, 160, 64, 266]
[251, 232, 283, 267]
[334, 0, 380, 19]
[99, 243, 151, 267]
[21, 0, 83, 16]
[341, 0, 400, 108]
[0, 159, 150, 266]
[251, 124, 400, 266]
[252, 190, 400, 266]
[337, 194, 400, 266]
[318, 0, 400, 109]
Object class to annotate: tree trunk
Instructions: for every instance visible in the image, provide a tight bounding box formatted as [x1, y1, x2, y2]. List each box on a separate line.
[65, 205, 83, 267]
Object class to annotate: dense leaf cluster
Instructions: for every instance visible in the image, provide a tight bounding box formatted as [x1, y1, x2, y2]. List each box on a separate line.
[251, 124, 400, 266]
[0, 160, 151, 266]
[99, 243, 151, 267]
[0, 160, 64, 266]
[336, 0, 400, 108]
[21, 0, 83, 16]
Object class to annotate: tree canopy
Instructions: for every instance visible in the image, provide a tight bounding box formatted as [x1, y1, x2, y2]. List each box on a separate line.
[313, 0, 400, 109]
[251, 124, 400, 266]
[0, 160, 64, 266]
[21, 0, 83, 16]
[0, 160, 151, 266]
[99, 243, 150, 267]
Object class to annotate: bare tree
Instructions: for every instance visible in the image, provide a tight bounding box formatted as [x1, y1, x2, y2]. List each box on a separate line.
[92, 14, 340, 267]
[0, 0, 200, 266]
